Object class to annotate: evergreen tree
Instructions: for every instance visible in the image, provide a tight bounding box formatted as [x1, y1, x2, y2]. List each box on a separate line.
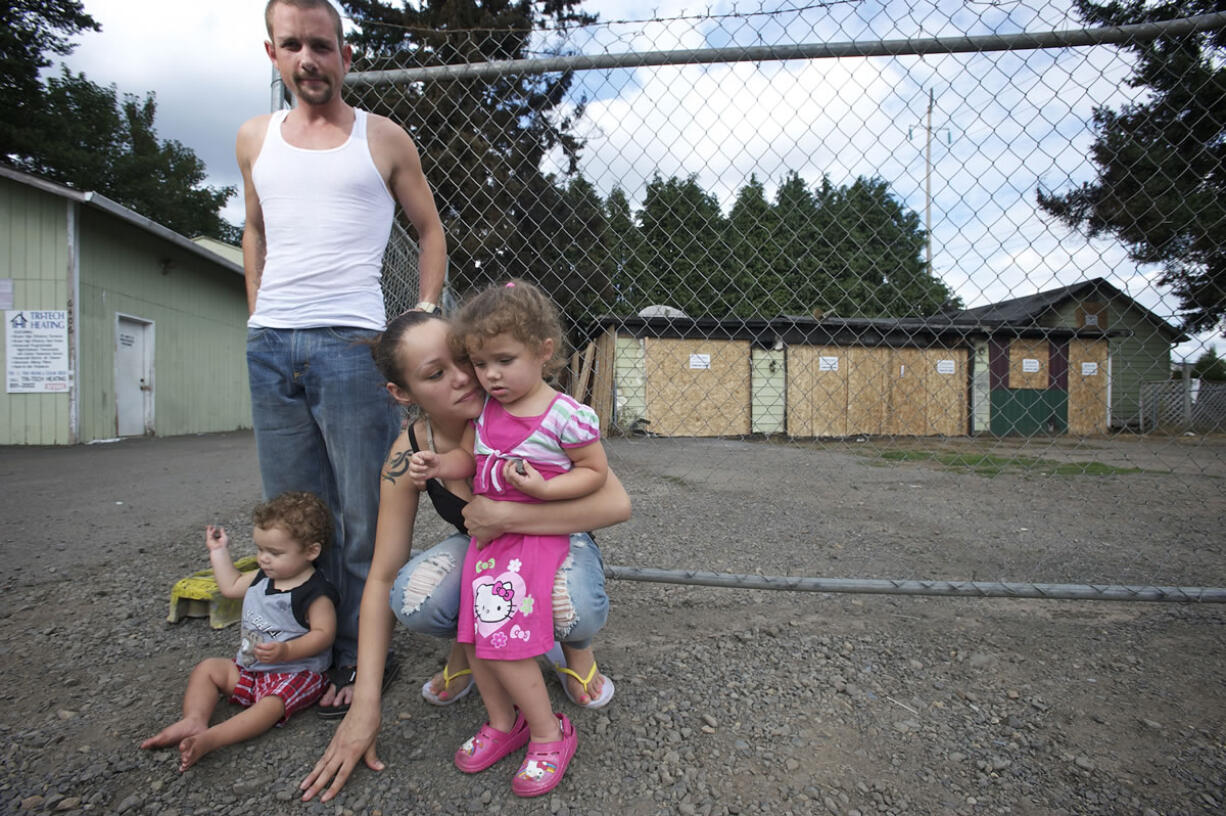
[772, 173, 826, 316]
[1038, 0, 1226, 334]
[1191, 346, 1226, 380]
[728, 175, 782, 316]
[339, 0, 598, 306]
[812, 175, 947, 317]
[635, 174, 734, 317]
[610, 171, 951, 320]
[604, 187, 648, 312]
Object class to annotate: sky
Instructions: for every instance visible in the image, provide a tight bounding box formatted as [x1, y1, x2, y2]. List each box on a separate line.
[66, 0, 273, 225]
[59, 0, 1218, 360]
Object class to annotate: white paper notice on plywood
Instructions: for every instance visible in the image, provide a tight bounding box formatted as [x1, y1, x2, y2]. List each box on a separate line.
[1022, 358, 1041, 373]
[689, 353, 710, 370]
[1081, 362, 1098, 376]
[819, 356, 839, 372]
[936, 359, 956, 374]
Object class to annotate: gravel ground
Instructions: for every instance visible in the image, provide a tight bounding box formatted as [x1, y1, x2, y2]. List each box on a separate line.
[1, 431, 1224, 815]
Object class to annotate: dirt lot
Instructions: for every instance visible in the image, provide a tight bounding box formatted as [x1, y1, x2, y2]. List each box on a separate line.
[0, 431, 1223, 815]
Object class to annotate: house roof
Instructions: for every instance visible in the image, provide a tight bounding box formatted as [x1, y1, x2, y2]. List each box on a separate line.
[587, 313, 1115, 348]
[0, 165, 243, 276]
[949, 277, 1189, 342]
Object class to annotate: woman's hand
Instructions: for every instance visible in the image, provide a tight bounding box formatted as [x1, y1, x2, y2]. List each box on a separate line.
[299, 703, 384, 802]
[462, 494, 514, 545]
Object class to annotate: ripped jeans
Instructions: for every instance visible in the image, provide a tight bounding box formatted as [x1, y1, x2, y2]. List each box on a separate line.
[390, 532, 609, 649]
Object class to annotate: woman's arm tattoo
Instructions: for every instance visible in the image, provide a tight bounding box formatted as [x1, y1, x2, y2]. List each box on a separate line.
[383, 449, 412, 484]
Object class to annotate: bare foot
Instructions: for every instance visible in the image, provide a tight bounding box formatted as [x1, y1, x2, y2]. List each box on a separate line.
[559, 644, 606, 705]
[178, 732, 215, 772]
[426, 666, 472, 702]
[140, 718, 206, 750]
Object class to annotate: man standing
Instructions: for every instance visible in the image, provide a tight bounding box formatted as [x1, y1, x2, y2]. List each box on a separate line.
[236, 0, 446, 709]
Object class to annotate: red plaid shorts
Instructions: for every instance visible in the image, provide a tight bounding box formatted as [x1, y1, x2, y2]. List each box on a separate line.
[229, 663, 326, 723]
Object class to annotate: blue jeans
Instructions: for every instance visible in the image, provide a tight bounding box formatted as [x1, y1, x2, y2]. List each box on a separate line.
[390, 531, 609, 649]
[247, 326, 401, 666]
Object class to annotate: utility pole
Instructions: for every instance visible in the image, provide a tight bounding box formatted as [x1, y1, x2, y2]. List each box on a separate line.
[910, 89, 949, 275]
[926, 88, 933, 275]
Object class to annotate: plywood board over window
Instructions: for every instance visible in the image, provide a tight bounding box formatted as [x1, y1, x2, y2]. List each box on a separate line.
[1067, 339, 1110, 435]
[885, 348, 967, 436]
[846, 347, 891, 435]
[787, 345, 847, 436]
[924, 349, 968, 436]
[643, 337, 750, 437]
[1009, 338, 1049, 390]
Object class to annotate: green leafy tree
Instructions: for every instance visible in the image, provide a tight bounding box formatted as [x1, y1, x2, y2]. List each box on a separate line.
[17, 69, 237, 242]
[1037, 0, 1226, 334]
[3, 2, 237, 242]
[339, 0, 598, 307]
[0, 0, 99, 159]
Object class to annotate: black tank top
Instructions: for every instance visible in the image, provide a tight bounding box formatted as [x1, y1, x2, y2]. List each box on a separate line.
[408, 422, 469, 535]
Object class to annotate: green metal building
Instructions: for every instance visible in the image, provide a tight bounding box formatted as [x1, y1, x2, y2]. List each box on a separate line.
[1, 167, 250, 445]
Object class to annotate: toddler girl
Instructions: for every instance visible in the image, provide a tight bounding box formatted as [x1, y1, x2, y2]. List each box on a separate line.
[410, 280, 607, 797]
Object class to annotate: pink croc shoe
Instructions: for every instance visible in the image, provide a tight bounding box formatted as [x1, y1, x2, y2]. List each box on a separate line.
[455, 711, 530, 773]
[511, 713, 577, 798]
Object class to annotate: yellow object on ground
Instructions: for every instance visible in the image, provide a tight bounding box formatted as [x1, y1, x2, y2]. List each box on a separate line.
[167, 556, 258, 629]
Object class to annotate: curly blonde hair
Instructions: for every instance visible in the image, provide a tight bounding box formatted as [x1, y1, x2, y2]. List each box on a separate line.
[450, 280, 567, 376]
[252, 491, 332, 552]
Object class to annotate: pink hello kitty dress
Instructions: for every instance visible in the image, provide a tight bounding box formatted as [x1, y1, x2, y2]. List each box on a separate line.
[456, 393, 601, 660]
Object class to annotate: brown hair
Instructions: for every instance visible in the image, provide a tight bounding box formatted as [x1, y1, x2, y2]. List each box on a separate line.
[370, 310, 451, 390]
[264, 0, 344, 48]
[451, 280, 566, 376]
[252, 491, 332, 552]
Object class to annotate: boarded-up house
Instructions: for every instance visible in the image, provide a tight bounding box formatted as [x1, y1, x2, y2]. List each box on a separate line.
[951, 279, 1188, 430]
[585, 311, 1111, 439]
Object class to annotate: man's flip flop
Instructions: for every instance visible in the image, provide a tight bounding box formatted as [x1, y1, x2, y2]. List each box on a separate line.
[546, 642, 615, 709]
[421, 664, 474, 706]
[316, 654, 401, 719]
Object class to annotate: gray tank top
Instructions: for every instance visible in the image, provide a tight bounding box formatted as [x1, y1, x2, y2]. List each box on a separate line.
[236, 569, 338, 674]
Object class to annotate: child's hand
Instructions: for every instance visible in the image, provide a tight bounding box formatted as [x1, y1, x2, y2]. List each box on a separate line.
[408, 451, 439, 488]
[503, 459, 547, 498]
[253, 639, 289, 664]
[205, 525, 230, 551]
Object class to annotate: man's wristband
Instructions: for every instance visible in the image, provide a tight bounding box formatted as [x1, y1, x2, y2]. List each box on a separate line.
[415, 300, 442, 316]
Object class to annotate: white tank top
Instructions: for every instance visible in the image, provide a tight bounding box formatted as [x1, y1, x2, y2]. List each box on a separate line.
[248, 108, 394, 330]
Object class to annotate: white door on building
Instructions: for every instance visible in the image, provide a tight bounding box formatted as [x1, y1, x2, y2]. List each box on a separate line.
[116, 315, 154, 436]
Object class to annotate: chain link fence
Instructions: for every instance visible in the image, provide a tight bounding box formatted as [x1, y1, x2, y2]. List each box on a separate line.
[337, 1, 1225, 479]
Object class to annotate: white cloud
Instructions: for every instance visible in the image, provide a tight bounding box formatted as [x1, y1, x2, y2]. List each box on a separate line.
[47, 1, 1221, 352]
[65, 0, 274, 225]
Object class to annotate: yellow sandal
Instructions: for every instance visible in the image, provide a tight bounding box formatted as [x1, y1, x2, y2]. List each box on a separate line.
[421, 664, 473, 706]
[548, 645, 616, 709]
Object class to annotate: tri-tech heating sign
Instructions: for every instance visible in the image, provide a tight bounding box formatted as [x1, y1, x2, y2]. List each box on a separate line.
[6, 310, 70, 393]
